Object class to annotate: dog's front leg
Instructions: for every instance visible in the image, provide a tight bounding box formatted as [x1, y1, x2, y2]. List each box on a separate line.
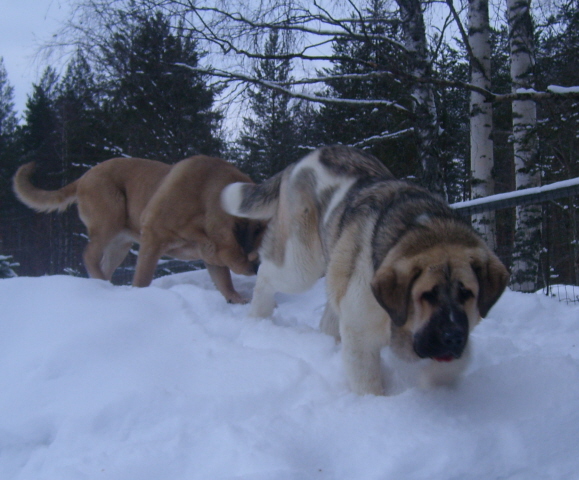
[340, 323, 386, 395]
[205, 263, 247, 304]
[249, 270, 277, 317]
[338, 287, 390, 395]
[320, 303, 340, 341]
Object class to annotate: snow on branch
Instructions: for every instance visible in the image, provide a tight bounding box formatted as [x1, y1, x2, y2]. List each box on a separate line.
[176, 63, 412, 113]
[352, 128, 414, 147]
[492, 86, 579, 103]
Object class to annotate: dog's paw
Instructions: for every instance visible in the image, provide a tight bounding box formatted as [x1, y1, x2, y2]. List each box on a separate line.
[226, 293, 249, 305]
[249, 300, 276, 318]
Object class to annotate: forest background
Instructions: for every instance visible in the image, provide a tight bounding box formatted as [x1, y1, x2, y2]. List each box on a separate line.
[0, 0, 578, 293]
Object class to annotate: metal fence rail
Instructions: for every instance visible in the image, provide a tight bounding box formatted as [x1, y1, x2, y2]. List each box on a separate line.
[450, 177, 579, 215]
[450, 177, 579, 301]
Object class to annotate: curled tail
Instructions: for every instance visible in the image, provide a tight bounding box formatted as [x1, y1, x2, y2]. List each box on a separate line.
[13, 162, 79, 213]
[221, 170, 284, 221]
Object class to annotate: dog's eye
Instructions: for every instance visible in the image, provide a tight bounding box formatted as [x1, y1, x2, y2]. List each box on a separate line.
[458, 285, 474, 303]
[421, 287, 438, 304]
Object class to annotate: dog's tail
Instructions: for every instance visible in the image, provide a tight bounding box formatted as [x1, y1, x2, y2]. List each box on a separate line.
[13, 162, 79, 213]
[221, 171, 284, 221]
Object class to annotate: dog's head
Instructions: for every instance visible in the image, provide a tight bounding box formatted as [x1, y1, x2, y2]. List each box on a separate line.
[232, 218, 268, 275]
[371, 243, 509, 361]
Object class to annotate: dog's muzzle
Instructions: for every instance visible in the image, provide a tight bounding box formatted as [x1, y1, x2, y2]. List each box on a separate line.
[413, 305, 469, 361]
[251, 260, 260, 274]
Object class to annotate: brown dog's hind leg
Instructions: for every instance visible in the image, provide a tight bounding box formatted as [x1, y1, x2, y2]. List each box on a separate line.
[101, 236, 133, 280]
[78, 189, 127, 281]
[205, 263, 247, 304]
[133, 239, 163, 287]
[83, 239, 108, 280]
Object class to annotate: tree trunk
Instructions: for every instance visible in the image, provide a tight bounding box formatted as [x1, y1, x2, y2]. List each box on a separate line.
[508, 0, 541, 291]
[396, 0, 443, 197]
[468, 0, 496, 250]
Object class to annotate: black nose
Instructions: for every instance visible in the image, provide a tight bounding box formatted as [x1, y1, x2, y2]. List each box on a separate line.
[440, 329, 466, 351]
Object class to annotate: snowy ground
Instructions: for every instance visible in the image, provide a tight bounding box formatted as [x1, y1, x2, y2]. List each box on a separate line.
[1, 270, 579, 480]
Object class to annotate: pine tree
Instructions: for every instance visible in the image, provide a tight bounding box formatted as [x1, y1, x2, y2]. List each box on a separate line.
[20, 68, 60, 174]
[433, 44, 470, 203]
[55, 51, 103, 171]
[317, 0, 414, 179]
[0, 58, 21, 277]
[0, 57, 19, 193]
[48, 52, 103, 277]
[237, 30, 301, 181]
[100, 12, 223, 161]
[535, 0, 579, 286]
[14, 68, 63, 276]
[0, 254, 18, 278]
[0, 57, 18, 146]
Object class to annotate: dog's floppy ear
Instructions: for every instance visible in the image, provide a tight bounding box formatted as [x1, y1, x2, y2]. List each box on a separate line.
[472, 253, 509, 317]
[371, 263, 421, 327]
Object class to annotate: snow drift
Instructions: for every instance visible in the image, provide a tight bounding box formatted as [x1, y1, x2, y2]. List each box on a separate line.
[1, 270, 579, 479]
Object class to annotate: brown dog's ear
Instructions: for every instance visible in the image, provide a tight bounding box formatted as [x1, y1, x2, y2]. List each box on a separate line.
[472, 253, 509, 317]
[371, 264, 421, 327]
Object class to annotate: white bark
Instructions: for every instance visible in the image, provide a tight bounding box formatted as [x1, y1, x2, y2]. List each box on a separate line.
[509, 0, 541, 291]
[396, 0, 443, 196]
[468, 0, 496, 250]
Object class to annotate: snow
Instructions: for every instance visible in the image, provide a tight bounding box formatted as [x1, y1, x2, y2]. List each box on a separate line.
[515, 88, 538, 94]
[1, 270, 579, 479]
[548, 85, 579, 94]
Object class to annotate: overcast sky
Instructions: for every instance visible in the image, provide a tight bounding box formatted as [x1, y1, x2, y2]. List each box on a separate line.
[0, 0, 70, 118]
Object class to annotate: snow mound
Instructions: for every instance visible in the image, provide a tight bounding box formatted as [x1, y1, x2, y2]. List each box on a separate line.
[1, 271, 579, 479]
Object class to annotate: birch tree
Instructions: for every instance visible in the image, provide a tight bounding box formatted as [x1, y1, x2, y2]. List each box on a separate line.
[396, 0, 443, 195]
[468, 0, 496, 249]
[508, 0, 541, 291]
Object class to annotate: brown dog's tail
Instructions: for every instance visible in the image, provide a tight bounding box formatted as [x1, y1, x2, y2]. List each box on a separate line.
[12, 162, 79, 213]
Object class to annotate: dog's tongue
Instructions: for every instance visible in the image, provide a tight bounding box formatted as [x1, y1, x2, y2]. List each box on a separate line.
[434, 355, 454, 362]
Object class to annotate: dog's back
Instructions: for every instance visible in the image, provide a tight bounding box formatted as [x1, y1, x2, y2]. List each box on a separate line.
[221, 146, 395, 317]
[222, 146, 394, 221]
[77, 158, 171, 233]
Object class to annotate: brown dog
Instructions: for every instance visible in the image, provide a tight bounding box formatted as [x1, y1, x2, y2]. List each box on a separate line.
[13, 156, 266, 303]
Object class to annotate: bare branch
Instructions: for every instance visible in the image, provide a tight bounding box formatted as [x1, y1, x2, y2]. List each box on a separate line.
[444, 0, 487, 78]
[352, 127, 415, 147]
[176, 62, 412, 113]
[171, 3, 408, 50]
[493, 88, 579, 103]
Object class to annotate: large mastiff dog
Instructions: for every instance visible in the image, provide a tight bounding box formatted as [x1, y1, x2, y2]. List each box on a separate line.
[222, 145, 509, 394]
[13, 155, 265, 303]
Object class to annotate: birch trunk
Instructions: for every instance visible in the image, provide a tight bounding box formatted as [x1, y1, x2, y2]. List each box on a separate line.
[396, 0, 443, 197]
[469, 0, 496, 250]
[508, 0, 541, 291]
